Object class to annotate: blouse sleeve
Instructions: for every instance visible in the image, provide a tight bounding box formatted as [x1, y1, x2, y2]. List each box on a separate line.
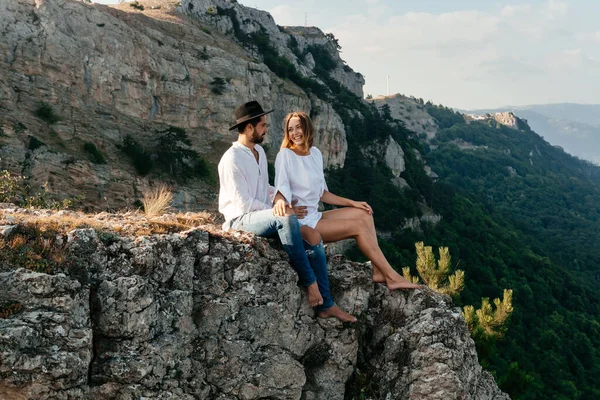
[274, 149, 293, 204]
[315, 147, 328, 196]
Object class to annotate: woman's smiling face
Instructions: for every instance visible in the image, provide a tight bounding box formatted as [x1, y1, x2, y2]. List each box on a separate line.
[287, 117, 305, 147]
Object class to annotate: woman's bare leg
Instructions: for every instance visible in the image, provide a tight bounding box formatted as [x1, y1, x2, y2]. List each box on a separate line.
[300, 225, 322, 246]
[321, 208, 386, 282]
[317, 209, 420, 290]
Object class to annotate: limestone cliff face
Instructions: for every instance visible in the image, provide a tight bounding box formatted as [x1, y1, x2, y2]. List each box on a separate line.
[464, 112, 520, 130]
[0, 206, 509, 399]
[370, 95, 438, 139]
[0, 0, 351, 213]
[362, 136, 409, 189]
[181, 1, 364, 99]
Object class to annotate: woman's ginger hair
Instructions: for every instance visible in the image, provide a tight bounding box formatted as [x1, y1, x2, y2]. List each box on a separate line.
[281, 111, 315, 150]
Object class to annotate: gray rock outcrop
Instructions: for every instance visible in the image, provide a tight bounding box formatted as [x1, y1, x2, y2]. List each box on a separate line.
[362, 136, 409, 189]
[370, 95, 438, 139]
[0, 209, 509, 399]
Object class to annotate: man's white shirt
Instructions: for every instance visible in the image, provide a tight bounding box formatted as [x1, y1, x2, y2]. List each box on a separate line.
[218, 142, 275, 229]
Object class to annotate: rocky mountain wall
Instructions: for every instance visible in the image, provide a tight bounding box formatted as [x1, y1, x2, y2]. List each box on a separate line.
[0, 207, 509, 399]
[0, 0, 354, 211]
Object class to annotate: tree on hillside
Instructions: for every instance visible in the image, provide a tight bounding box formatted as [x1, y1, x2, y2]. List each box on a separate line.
[403, 242, 513, 342]
[402, 242, 464, 297]
[463, 289, 514, 341]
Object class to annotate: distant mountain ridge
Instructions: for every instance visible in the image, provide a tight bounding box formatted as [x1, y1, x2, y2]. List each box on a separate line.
[463, 103, 600, 164]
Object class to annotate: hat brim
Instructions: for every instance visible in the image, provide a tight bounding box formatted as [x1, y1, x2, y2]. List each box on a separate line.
[229, 109, 274, 130]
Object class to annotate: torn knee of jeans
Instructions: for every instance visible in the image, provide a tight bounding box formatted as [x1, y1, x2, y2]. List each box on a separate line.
[303, 238, 323, 247]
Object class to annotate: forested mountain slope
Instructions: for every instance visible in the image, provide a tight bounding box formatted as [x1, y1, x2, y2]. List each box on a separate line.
[413, 103, 600, 399]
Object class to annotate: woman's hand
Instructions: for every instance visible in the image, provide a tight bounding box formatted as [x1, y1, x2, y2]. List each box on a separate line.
[350, 200, 373, 215]
[291, 199, 308, 219]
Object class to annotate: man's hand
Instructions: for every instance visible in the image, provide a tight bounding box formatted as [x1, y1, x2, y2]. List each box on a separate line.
[273, 197, 291, 216]
[292, 199, 308, 219]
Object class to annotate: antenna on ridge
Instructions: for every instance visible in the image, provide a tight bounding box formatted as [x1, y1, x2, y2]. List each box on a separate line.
[305, 12, 308, 26]
[387, 76, 390, 96]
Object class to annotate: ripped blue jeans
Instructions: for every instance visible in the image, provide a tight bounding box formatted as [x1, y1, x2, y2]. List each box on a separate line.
[231, 209, 333, 311]
[303, 240, 334, 311]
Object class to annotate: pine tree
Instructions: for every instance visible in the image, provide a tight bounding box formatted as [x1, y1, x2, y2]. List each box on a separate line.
[404, 242, 513, 341]
[463, 289, 514, 340]
[403, 242, 464, 297]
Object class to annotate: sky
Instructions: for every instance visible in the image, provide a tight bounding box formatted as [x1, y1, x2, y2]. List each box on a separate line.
[94, 0, 600, 109]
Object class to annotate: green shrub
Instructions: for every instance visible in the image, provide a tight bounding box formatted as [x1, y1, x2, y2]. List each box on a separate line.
[426, 104, 464, 129]
[216, 7, 329, 99]
[325, 32, 341, 50]
[307, 44, 336, 74]
[130, 1, 144, 11]
[210, 77, 226, 94]
[0, 170, 82, 209]
[28, 136, 46, 151]
[199, 46, 210, 60]
[288, 35, 302, 58]
[155, 126, 211, 182]
[122, 135, 153, 175]
[13, 121, 26, 133]
[34, 102, 60, 124]
[83, 142, 107, 164]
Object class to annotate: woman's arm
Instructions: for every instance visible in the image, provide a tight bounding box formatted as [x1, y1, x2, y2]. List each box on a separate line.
[320, 191, 373, 214]
[273, 150, 309, 218]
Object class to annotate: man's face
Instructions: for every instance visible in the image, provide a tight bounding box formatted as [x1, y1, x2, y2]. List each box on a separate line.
[249, 116, 268, 144]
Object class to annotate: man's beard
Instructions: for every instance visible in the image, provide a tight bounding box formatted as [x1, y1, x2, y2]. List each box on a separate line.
[250, 131, 264, 144]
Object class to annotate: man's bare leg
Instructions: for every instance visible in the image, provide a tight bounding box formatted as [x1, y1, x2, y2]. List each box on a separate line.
[318, 305, 357, 322]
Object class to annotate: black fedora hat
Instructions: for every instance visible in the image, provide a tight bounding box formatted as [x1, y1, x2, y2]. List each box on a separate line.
[229, 101, 274, 131]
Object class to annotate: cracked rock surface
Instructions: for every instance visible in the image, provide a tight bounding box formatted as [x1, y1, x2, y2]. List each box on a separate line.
[0, 214, 509, 399]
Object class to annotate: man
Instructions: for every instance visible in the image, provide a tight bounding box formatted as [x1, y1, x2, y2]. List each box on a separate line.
[218, 100, 356, 322]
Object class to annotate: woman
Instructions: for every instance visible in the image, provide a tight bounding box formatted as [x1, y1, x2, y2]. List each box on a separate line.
[274, 111, 421, 291]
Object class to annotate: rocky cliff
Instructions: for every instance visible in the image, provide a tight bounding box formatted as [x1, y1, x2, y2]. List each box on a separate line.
[0, 206, 509, 399]
[370, 95, 439, 139]
[0, 0, 358, 211]
[0, 3, 511, 397]
[464, 112, 521, 130]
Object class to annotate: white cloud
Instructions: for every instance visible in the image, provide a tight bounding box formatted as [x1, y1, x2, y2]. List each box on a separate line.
[546, 0, 569, 17]
[328, 0, 598, 108]
[576, 31, 600, 43]
[500, 4, 532, 17]
[268, 5, 304, 26]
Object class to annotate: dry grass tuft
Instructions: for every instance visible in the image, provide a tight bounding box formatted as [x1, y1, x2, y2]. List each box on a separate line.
[142, 186, 173, 217]
[0, 209, 218, 238]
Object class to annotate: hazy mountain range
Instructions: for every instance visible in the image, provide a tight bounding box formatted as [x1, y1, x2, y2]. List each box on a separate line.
[463, 103, 600, 165]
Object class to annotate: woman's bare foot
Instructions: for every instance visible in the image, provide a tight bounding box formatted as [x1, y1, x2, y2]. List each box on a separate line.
[386, 272, 423, 290]
[306, 282, 323, 307]
[318, 305, 358, 322]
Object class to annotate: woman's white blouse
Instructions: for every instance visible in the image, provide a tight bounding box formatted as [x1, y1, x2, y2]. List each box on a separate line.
[275, 147, 328, 228]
